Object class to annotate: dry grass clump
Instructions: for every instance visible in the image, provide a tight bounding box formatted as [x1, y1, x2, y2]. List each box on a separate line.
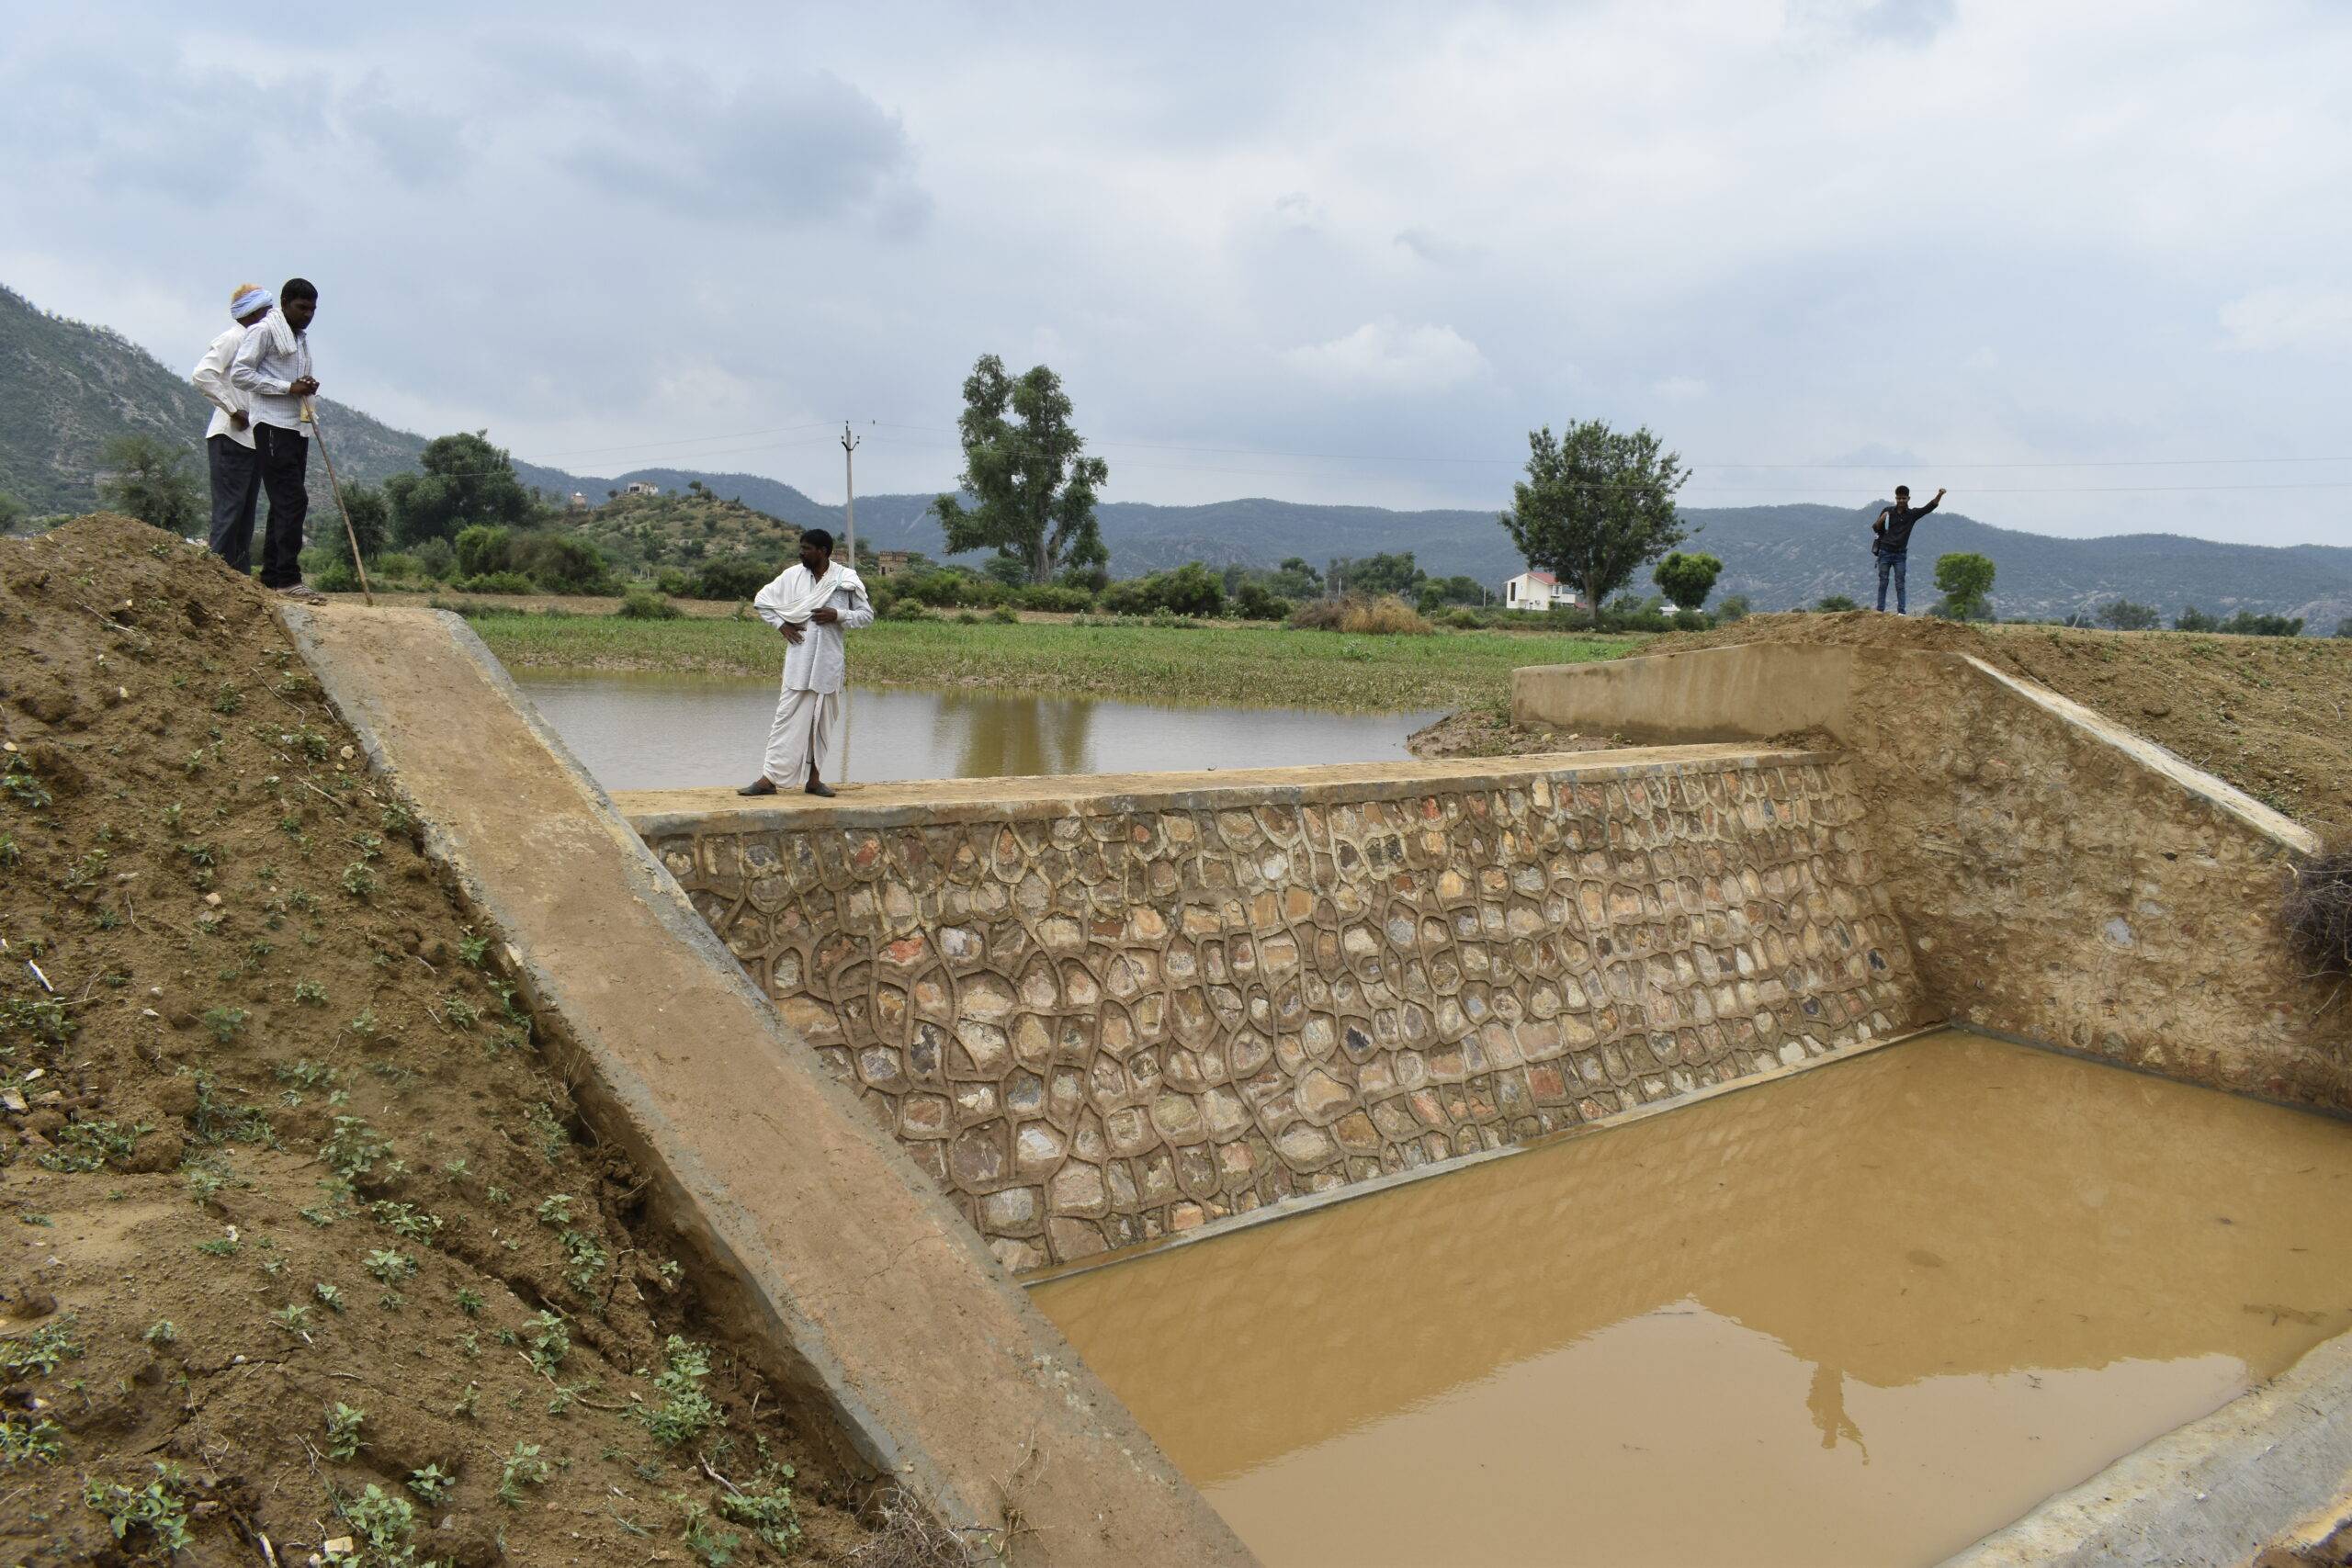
[848, 1489, 983, 1567]
[2286, 844, 2352, 977]
[1288, 592, 1434, 636]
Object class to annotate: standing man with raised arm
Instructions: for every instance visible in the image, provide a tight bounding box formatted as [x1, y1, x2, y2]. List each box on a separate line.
[1870, 483, 1946, 615]
[228, 277, 323, 602]
[190, 282, 275, 574]
[740, 528, 873, 798]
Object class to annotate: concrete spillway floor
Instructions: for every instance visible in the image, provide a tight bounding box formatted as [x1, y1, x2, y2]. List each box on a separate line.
[1034, 1029, 2352, 1567]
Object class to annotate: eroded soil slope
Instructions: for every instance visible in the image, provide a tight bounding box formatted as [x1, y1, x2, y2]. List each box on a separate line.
[1419, 611, 2352, 840]
[0, 516, 875, 1564]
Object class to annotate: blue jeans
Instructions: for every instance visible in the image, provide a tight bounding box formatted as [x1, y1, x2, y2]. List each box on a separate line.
[1875, 551, 1906, 614]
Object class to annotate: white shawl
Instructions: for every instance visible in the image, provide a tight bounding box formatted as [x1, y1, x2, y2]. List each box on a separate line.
[752, 561, 861, 626]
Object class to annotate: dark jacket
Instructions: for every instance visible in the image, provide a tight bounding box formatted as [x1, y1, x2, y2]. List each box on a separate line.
[1872, 497, 1939, 556]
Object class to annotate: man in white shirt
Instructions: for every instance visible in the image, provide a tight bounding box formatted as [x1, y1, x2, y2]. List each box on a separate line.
[228, 276, 322, 598]
[190, 283, 275, 573]
[740, 528, 874, 797]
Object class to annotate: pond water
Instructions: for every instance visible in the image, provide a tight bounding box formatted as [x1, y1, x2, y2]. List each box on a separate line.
[1032, 1030, 2352, 1568]
[513, 671, 1442, 791]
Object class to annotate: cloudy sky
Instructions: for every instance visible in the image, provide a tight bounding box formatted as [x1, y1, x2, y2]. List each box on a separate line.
[6, 0, 2348, 545]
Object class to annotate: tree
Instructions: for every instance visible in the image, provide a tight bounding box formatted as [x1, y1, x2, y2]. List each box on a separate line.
[932, 355, 1109, 584]
[1331, 552, 1424, 598]
[0, 491, 28, 536]
[2176, 606, 2221, 632]
[1498, 419, 1689, 611]
[2096, 599, 2161, 630]
[1416, 574, 1486, 611]
[317, 484, 390, 570]
[1815, 594, 1859, 612]
[1652, 551, 1724, 611]
[384, 431, 537, 547]
[96, 434, 201, 536]
[2219, 610, 2302, 637]
[1715, 593, 1752, 622]
[2336, 616, 2352, 639]
[981, 553, 1030, 589]
[1931, 552, 1996, 620]
[1266, 557, 1323, 598]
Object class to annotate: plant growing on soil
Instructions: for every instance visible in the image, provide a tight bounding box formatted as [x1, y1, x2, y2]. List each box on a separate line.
[340, 1483, 419, 1559]
[84, 1463, 195, 1554]
[1, 1416, 63, 1467]
[406, 1463, 453, 1504]
[325, 1403, 366, 1460]
[635, 1336, 720, 1449]
[1, 1315, 82, 1376]
[497, 1441, 551, 1506]
[524, 1310, 570, 1374]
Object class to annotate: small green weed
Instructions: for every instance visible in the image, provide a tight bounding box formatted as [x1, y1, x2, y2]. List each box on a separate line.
[84, 1462, 195, 1554]
[325, 1402, 367, 1460]
[635, 1337, 720, 1450]
[4, 1316, 85, 1377]
[0, 1415, 63, 1467]
[497, 1441, 551, 1506]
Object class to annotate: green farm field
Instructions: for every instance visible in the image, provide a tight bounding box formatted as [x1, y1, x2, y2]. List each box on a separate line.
[440, 602, 1642, 712]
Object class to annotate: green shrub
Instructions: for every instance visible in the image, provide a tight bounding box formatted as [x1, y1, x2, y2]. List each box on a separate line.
[617, 586, 682, 619]
[881, 597, 930, 622]
[687, 558, 772, 602]
[1102, 562, 1224, 617]
[1012, 583, 1094, 613]
[453, 525, 513, 580]
[988, 604, 1019, 624]
[1231, 582, 1293, 622]
[454, 571, 535, 595]
[312, 560, 360, 593]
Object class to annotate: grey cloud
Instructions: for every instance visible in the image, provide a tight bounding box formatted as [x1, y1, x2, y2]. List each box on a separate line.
[334, 73, 469, 188]
[1783, 0, 1956, 49]
[551, 61, 926, 231]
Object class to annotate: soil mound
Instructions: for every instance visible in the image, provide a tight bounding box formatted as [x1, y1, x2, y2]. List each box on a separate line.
[1, 517, 876, 1562]
[1650, 612, 2352, 839]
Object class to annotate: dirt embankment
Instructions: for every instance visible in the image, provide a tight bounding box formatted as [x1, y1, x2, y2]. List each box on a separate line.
[0, 517, 877, 1563]
[1418, 611, 2352, 841]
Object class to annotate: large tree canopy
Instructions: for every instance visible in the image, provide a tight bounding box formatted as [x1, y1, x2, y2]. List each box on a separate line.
[1498, 420, 1690, 610]
[932, 355, 1109, 585]
[383, 431, 537, 547]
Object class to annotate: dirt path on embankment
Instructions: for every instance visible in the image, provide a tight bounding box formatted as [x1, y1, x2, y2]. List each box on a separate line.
[1416, 611, 2352, 841]
[0, 516, 875, 1563]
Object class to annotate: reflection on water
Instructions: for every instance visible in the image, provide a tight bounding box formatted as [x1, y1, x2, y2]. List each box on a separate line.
[512, 672, 1442, 791]
[1033, 1031, 2352, 1568]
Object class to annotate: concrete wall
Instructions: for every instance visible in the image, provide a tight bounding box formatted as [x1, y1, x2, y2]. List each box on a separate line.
[622, 746, 1928, 1273]
[1515, 645, 2346, 1108]
[287, 605, 1253, 1567]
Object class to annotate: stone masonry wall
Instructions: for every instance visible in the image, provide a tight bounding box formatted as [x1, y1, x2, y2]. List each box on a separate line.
[635, 750, 1927, 1273]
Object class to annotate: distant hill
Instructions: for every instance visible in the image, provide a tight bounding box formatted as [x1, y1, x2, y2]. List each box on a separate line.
[6, 283, 2346, 628]
[566, 485, 801, 575]
[0, 285, 588, 516]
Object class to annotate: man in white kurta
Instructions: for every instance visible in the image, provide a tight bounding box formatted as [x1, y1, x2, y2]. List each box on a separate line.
[740, 528, 873, 797]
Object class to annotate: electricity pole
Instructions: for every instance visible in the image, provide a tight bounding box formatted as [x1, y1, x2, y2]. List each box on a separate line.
[840, 423, 859, 782]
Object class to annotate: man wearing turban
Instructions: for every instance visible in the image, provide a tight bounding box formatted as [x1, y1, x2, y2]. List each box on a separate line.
[189, 283, 275, 572]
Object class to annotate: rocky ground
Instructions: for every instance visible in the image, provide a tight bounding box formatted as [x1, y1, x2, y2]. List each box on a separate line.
[0, 516, 888, 1564]
[1414, 611, 2352, 842]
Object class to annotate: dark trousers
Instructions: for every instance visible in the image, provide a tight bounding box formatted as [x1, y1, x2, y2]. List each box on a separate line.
[1874, 551, 1907, 614]
[205, 434, 262, 573]
[253, 423, 311, 589]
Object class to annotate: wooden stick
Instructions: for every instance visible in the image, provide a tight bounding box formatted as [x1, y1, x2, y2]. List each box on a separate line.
[303, 400, 373, 604]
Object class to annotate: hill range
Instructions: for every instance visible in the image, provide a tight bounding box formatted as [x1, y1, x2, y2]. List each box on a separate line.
[6, 284, 2346, 626]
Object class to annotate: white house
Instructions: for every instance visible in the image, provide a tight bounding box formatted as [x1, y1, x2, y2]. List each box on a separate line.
[1503, 570, 1580, 612]
[624, 480, 661, 497]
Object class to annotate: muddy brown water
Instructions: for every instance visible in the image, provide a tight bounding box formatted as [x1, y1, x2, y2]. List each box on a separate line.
[1032, 1029, 2352, 1567]
[513, 672, 1442, 790]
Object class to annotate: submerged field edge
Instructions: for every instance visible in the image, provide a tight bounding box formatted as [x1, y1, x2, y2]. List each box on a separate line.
[1017, 1021, 1952, 1291]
